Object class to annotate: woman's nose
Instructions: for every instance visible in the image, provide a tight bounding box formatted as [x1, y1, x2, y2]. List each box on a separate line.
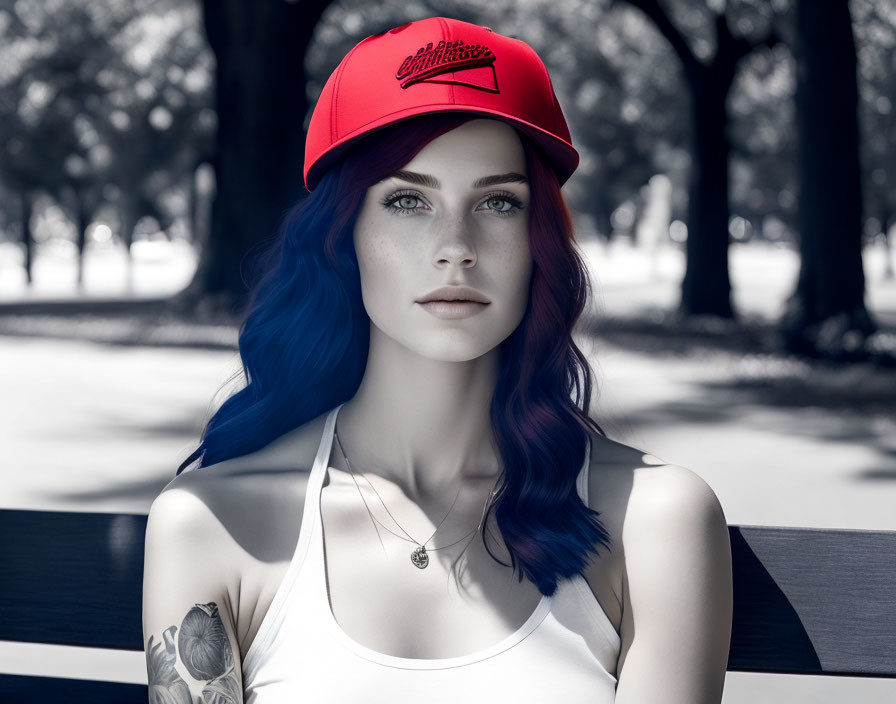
[433, 220, 477, 268]
[435, 246, 476, 268]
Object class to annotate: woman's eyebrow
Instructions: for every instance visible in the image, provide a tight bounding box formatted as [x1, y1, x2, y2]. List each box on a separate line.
[473, 172, 529, 188]
[386, 170, 529, 189]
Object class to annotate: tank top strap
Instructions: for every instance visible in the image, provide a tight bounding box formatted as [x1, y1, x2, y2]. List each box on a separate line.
[306, 402, 344, 498]
[576, 434, 592, 505]
[240, 402, 345, 680]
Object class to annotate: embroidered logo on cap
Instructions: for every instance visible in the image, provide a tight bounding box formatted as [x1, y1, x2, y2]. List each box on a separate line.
[396, 39, 499, 93]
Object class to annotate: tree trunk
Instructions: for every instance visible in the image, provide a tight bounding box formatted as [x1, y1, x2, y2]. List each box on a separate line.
[681, 73, 733, 317]
[74, 189, 90, 289]
[782, 0, 876, 358]
[188, 166, 200, 247]
[174, 0, 332, 320]
[20, 190, 33, 285]
[621, 1, 779, 320]
[882, 205, 894, 280]
[119, 194, 140, 294]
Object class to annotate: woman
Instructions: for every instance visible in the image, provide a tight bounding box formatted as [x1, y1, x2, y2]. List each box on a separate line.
[143, 16, 732, 703]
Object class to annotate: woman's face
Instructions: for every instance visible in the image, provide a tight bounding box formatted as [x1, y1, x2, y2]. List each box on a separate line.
[353, 118, 532, 362]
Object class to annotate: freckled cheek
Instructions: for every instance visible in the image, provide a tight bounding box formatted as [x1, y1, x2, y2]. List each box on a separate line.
[500, 234, 533, 296]
[356, 234, 417, 308]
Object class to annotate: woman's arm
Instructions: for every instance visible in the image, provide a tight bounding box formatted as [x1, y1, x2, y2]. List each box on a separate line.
[143, 484, 244, 704]
[614, 465, 733, 704]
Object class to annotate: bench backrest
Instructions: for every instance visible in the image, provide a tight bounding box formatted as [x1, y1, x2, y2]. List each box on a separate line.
[1, 509, 894, 700]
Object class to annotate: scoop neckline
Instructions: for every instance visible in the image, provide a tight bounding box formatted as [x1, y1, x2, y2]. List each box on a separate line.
[315, 403, 553, 669]
[319, 531, 553, 671]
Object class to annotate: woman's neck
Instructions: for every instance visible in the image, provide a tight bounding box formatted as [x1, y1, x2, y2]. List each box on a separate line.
[336, 327, 503, 505]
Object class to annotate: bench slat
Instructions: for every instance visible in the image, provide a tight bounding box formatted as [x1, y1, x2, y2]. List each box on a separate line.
[0, 509, 147, 650]
[1, 509, 894, 677]
[0, 673, 147, 703]
[729, 525, 896, 676]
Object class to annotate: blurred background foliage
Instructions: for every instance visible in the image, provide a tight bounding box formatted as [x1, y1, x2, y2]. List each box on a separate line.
[0, 0, 894, 360]
[0, 0, 215, 282]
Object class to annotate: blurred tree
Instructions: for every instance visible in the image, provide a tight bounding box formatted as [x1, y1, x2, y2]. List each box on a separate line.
[529, 1, 690, 240]
[780, 0, 877, 358]
[93, 5, 214, 289]
[728, 43, 798, 244]
[0, 0, 213, 289]
[0, 4, 110, 285]
[173, 0, 332, 318]
[853, 0, 896, 280]
[620, 0, 782, 318]
[2, 0, 893, 334]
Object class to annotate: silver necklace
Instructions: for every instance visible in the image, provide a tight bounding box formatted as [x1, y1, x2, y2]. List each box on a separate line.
[334, 428, 495, 570]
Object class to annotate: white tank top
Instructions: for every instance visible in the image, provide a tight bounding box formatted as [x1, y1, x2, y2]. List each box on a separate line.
[240, 402, 620, 702]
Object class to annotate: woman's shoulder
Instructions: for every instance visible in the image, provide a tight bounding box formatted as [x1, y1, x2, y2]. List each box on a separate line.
[587, 430, 722, 522]
[145, 409, 336, 659]
[586, 431, 732, 681]
[584, 430, 728, 613]
[172, 407, 331, 484]
[171, 407, 331, 487]
[148, 409, 333, 562]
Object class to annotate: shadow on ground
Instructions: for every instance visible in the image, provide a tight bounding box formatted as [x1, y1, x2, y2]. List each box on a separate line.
[3, 301, 894, 506]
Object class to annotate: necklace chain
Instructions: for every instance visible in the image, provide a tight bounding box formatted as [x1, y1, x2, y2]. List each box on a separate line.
[333, 426, 494, 569]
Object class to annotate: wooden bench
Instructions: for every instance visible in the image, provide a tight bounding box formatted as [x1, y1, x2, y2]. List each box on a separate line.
[1, 509, 894, 701]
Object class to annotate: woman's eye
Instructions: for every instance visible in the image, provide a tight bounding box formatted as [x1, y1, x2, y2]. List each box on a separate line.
[485, 197, 513, 213]
[396, 195, 421, 210]
[480, 193, 524, 217]
[380, 191, 426, 215]
[379, 190, 524, 217]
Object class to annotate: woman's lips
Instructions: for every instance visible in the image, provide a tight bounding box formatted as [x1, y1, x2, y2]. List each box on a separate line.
[418, 300, 489, 319]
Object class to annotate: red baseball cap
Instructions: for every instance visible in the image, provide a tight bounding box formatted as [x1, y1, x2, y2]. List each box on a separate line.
[303, 16, 579, 191]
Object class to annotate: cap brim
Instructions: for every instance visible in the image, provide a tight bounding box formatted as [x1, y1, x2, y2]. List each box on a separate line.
[305, 105, 579, 192]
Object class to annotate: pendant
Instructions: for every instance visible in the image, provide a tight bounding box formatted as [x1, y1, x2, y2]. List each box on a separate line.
[411, 545, 429, 569]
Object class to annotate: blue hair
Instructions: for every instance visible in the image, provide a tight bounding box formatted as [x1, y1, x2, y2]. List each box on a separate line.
[177, 113, 612, 596]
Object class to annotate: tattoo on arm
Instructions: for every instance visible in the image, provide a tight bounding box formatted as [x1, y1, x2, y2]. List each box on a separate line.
[146, 601, 242, 704]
